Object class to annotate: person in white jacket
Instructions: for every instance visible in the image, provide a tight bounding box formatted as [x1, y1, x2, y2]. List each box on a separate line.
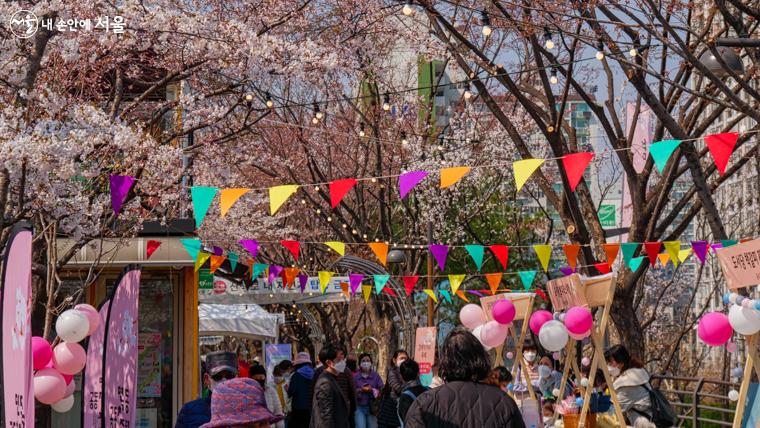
[605, 344, 656, 428]
[264, 365, 290, 428]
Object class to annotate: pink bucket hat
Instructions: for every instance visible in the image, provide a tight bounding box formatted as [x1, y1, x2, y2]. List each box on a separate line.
[200, 378, 283, 428]
[293, 351, 312, 366]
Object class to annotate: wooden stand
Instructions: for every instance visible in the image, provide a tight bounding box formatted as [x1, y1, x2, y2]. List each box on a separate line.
[732, 333, 760, 427]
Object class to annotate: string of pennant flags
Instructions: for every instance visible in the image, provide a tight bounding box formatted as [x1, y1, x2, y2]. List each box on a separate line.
[107, 131, 748, 225]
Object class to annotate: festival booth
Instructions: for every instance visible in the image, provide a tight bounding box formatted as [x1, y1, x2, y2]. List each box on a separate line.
[198, 303, 284, 362]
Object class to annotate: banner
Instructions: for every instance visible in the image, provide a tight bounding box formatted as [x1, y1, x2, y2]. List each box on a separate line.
[716, 239, 760, 290]
[265, 344, 292, 373]
[0, 222, 34, 428]
[83, 301, 110, 428]
[414, 327, 436, 387]
[103, 265, 142, 428]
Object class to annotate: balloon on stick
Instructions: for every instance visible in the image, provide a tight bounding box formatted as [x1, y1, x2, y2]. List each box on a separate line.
[697, 312, 732, 346]
[492, 300, 516, 325]
[459, 304, 487, 329]
[529, 310, 554, 335]
[538, 320, 569, 352]
[728, 305, 760, 336]
[480, 321, 509, 348]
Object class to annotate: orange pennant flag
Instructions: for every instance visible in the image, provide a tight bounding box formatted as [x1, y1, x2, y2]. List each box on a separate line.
[563, 244, 581, 270]
[340, 282, 350, 299]
[440, 166, 471, 189]
[220, 188, 250, 217]
[283, 267, 299, 288]
[602, 243, 620, 267]
[485, 273, 502, 295]
[209, 255, 225, 274]
[456, 290, 470, 302]
[368, 242, 389, 266]
[658, 252, 671, 267]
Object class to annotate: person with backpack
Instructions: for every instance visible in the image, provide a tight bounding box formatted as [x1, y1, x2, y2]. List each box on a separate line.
[396, 359, 427, 426]
[605, 344, 676, 428]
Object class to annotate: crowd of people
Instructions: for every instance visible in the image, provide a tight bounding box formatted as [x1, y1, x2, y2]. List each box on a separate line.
[175, 328, 664, 428]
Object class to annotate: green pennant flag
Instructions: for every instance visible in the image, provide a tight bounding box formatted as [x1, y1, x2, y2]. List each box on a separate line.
[722, 239, 738, 248]
[180, 238, 202, 261]
[621, 242, 640, 268]
[191, 186, 220, 228]
[373, 274, 390, 294]
[629, 256, 646, 272]
[519, 271, 537, 290]
[439, 289, 452, 304]
[649, 140, 682, 173]
[464, 245, 485, 271]
[228, 251, 239, 272]
[252, 263, 268, 279]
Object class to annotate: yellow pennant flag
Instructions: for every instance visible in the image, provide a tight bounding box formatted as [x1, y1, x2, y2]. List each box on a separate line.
[209, 255, 225, 274]
[368, 242, 389, 266]
[194, 252, 211, 272]
[485, 273, 502, 295]
[533, 244, 552, 272]
[658, 252, 670, 267]
[663, 241, 681, 267]
[448, 274, 466, 295]
[678, 248, 692, 263]
[219, 188, 250, 217]
[324, 241, 346, 256]
[423, 289, 438, 303]
[440, 166, 471, 189]
[318, 271, 334, 294]
[269, 184, 299, 215]
[362, 284, 372, 303]
[455, 290, 470, 302]
[513, 159, 545, 192]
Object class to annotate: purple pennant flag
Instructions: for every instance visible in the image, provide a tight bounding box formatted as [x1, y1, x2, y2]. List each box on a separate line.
[429, 244, 449, 271]
[711, 242, 723, 254]
[239, 240, 259, 259]
[298, 274, 309, 292]
[268, 265, 283, 285]
[212, 246, 223, 256]
[691, 240, 709, 265]
[466, 290, 484, 297]
[349, 274, 364, 295]
[109, 175, 135, 217]
[398, 171, 429, 199]
[559, 266, 575, 276]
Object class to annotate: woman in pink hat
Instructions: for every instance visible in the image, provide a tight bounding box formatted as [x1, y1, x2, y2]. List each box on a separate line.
[201, 377, 284, 428]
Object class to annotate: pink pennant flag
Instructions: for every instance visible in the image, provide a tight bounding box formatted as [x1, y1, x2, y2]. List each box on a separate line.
[398, 171, 429, 199]
[298, 274, 309, 292]
[109, 175, 136, 217]
[429, 244, 449, 271]
[691, 240, 709, 265]
[349, 274, 364, 295]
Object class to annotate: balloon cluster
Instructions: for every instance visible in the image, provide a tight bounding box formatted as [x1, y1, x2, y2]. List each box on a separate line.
[697, 293, 760, 347]
[459, 300, 515, 349]
[32, 304, 99, 413]
[529, 307, 593, 352]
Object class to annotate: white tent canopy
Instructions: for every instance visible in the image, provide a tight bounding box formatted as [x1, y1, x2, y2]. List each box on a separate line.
[199, 303, 284, 341]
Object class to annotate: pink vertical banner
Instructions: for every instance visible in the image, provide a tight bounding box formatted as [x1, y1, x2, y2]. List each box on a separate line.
[82, 301, 110, 428]
[626, 102, 652, 174]
[102, 265, 141, 428]
[0, 221, 34, 428]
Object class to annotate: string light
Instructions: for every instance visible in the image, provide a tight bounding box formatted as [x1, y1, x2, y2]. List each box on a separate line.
[543, 27, 554, 49]
[382, 92, 391, 111]
[549, 67, 559, 85]
[481, 12, 492, 37]
[244, 93, 254, 103]
[312, 102, 322, 124]
[463, 83, 473, 100]
[401, 131, 409, 146]
[595, 42, 605, 60]
[402, 3, 413, 16]
[358, 122, 366, 137]
[265, 92, 274, 108]
[629, 47, 638, 57]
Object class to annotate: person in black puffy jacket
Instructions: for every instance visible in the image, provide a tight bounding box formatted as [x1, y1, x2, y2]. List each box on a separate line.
[404, 328, 525, 428]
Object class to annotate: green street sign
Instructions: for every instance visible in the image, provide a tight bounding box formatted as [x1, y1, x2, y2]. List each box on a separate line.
[199, 268, 213, 289]
[598, 204, 616, 227]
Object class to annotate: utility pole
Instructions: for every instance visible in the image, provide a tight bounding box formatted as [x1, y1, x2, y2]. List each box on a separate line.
[426, 221, 434, 327]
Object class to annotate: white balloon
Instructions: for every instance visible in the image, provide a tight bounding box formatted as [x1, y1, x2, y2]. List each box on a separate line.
[51, 394, 75, 413]
[55, 309, 90, 343]
[728, 389, 740, 402]
[471, 325, 493, 351]
[728, 305, 760, 336]
[539, 320, 569, 352]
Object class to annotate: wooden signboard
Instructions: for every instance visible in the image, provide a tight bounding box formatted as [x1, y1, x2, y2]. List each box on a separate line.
[716, 239, 760, 290]
[582, 273, 615, 308]
[480, 292, 534, 321]
[546, 273, 587, 310]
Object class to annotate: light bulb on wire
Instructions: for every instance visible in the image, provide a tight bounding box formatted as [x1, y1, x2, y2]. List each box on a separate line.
[382, 92, 391, 111]
[629, 47, 638, 57]
[312, 102, 322, 123]
[244, 93, 254, 103]
[543, 27, 554, 49]
[358, 122, 366, 137]
[463, 83, 473, 100]
[481, 12, 492, 37]
[402, 3, 413, 16]
[595, 42, 605, 60]
[401, 131, 409, 146]
[549, 68, 559, 85]
[265, 92, 274, 108]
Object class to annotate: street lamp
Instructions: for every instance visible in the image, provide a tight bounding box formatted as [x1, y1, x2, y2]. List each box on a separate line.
[387, 249, 407, 265]
[699, 47, 745, 77]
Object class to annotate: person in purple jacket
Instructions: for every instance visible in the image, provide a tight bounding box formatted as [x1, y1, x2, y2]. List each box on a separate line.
[354, 353, 384, 428]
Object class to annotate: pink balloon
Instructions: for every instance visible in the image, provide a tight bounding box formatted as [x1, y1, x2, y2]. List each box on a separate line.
[32, 336, 53, 371]
[480, 321, 509, 348]
[34, 368, 66, 404]
[52, 342, 87, 375]
[62, 373, 73, 385]
[565, 307, 593, 335]
[492, 300, 516, 325]
[75, 304, 100, 336]
[529, 310, 554, 335]
[698, 312, 733, 346]
[460, 304, 487, 329]
[64, 378, 75, 397]
[568, 329, 591, 341]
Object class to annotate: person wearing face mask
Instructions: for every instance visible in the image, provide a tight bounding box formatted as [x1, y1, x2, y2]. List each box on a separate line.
[353, 353, 384, 428]
[604, 344, 657, 428]
[287, 352, 314, 428]
[264, 366, 289, 428]
[310, 345, 350, 428]
[310, 344, 357, 427]
[537, 356, 571, 399]
[512, 341, 541, 403]
[376, 350, 408, 428]
[176, 351, 238, 428]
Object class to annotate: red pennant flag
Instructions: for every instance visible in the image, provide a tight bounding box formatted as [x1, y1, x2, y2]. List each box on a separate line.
[705, 132, 738, 176]
[594, 262, 611, 274]
[563, 244, 580, 270]
[146, 240, 161, 259]
[384, 288, 397, 297]
[561, 152, 594, 191]
[489, 245, 509, 270]
[403, 276, 419, 296]
[209, 255, 225, 274]
[644, 242, 662, 267]
[535, 289, 547, 300]
[281, 240, 300, 261]
[330, 178, 358, 208]
[602, 243, 620, 267]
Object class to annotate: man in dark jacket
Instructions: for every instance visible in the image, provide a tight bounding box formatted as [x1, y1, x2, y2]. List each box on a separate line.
[175, 351, 237, 428]
[310, 345, 350, 428]
[310, 344, 357, 427]
[396, 359, 428, 426]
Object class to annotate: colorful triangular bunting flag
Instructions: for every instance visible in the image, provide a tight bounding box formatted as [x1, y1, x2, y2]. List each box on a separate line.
[485, 272, 502, 295]
[691, 240, 709, 265]
[403, 276, 419, 296]
[194, 252, 211, 272]
[219, 188, 250, 217]
[663, 241, 681, 267]
[324, 241, 346, 256]
[239, 239, 259, 259]
[533, 244, 552, 272]
[561, 152, 594, 191]
[109, 175, 136, 218]
[621, 242, 640, 268]
[705, 132, 738, 176]
[298, 273, 309, 292]
[439, 289, 452, 304]
[448, 274, 465, 294]
[362, 284, 372, 303]
[191, 186, 219, 228]
[649, 140, 682, 173]
[440, 166, 471, 188]
[209, 255, 225, 274]
[657, 253, 671, 267]
[519, 271, 537, 290]
[181, 238, 202, 261]
[398, 171, 429, 199]
[429, 245, 449, 271]
[423, 289, 438, 303]
[283, 268, 299, 288]
[252, 263, 268, 279]
[513, 159, 545, 192]
[349, 274, 364, 295]
[146, 240, 161, 259]
[368, 242, 389, 266]
[281, 240, 300, 261]
[644, 242, 662, 267]
[563, 244, 580, 270]
[318, 271, 334, 293]
[228, 251, 239, 272]
[602, 243, 620, 267]
[464, 245, 485, 271]
[594, 262, 611, 274]
[269, 184, 299, 215]
[330, 178, 358, 208]
[373, 274, 390, 294]
[629, 256, 646, 272]
[678, 248, 692, 263]
[489, 245, 509, 270]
